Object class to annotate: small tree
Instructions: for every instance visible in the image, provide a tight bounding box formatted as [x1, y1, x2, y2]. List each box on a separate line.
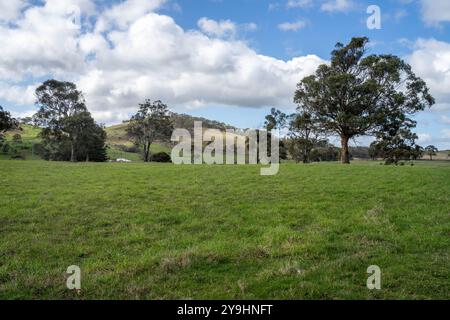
[371, 127, 419, 165]
[34, 80, 88, 162]
[294, 37, 434, 164]
[368, 142, 380, 160]
[34, 80, 107, 162]
[0, 106, 18, 137]
[264, 108, 287, 135]
[411, 145, 424, 161]
[127, 100, 173, 162]
[65, 111, 108, 162]
[425, 145, 438, 161]
[287, 112, 322, 163]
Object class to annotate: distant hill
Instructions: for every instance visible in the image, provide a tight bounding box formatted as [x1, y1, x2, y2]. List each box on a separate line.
[427, 150, 450, 161]
[106, 113, 238, 160]
[170, 113, 236, 132]
[1, 113, 237, 161]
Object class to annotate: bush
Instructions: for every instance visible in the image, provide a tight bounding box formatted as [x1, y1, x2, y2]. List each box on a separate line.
[1, 143, 10, 154]
[12, 134, 22, 144]
[116, 144, 140, 153]
[150, 152, 172, 163]
[10, 148, 26, 160]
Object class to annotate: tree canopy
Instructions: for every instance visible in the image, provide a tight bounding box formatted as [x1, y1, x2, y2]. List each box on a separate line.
[34, 80, 107, 162]
[425, 145, 438, 161]
[0, 106, 18, 135]
[127, 100, 173, 162]
[294, 37, 435, 164]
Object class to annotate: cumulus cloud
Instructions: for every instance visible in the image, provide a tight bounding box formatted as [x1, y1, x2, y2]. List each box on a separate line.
[0, 0, 27, 23]
[0, 0, 325, 124]
[197, 17, 237, 37]
[0, 82, 36, 105]
[417, 133, 432, 145]
[408, 39, 450, 112]
[420, 0, 450, 26]
[0, 0, 97, 80]
[96, 0, 166, 32]
[197, 18, 257, 38]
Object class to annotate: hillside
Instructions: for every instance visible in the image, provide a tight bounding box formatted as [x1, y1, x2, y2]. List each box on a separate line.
[1, 113, 237, 161]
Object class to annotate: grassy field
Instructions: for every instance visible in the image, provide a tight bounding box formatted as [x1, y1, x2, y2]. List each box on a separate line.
[0, 160, 449, 300]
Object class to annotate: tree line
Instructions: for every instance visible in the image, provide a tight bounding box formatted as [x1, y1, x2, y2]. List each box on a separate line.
[264, 37, 436, 165]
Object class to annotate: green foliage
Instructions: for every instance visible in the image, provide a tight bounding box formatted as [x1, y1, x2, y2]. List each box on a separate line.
[425, 145, 438, 161]
[294, 37, 435, 164]
[127, 100, 174, 162]
[34, 80, 107, 162]
[370, 128, 420, 165]
[264, 108, 287, 132]
[12, 134, 22, 144]
[287, 112, 323, 163]
[0, 105, 18, 133]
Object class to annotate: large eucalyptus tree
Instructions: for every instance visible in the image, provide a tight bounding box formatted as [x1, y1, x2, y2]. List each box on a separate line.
[294, 37, 434, 164]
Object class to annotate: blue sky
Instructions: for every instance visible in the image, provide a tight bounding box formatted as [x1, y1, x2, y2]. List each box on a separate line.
[0, 0, 449, 148]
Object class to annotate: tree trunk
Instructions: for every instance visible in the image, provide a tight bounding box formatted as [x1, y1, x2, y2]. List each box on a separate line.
[144, 145, 148, 162]
[144, 142, 151, 162]
[70, 142, 76, 162]
[340, 136, 350, 164]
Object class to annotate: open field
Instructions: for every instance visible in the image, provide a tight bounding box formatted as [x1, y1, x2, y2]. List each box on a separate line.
[0, 160, 449, 299]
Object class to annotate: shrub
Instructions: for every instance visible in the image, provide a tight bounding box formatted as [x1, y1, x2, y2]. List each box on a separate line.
[10, 148, 26, 160]
[12, 134, 22, 144]
[150, 152, 172, 163]
[1, 143, 10, 154]
[116, 144, 140, 153]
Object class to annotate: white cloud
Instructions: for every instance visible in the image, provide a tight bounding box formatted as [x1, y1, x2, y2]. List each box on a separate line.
[286, 0, 354, 12]
[0, 0, 325, 124]
[417, 133, 432, 144]
[96, 0, 166, 32]
[278, 20, 307, 32]
[77, 13, 324, 122]
[197, 17, 236, 38]
[420, 0, 450, 26]
[10, 109, 36, 120]
[321, 0, 354, 13]
[0, 0, 98, 81]
[197, 18, 257, 38]
[408, 39, 450, 111]
[286, 0, 312, 8]
[0, 0, 27, 23]
[442, 129, 450, 139]
[0, 82, 36, 105]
